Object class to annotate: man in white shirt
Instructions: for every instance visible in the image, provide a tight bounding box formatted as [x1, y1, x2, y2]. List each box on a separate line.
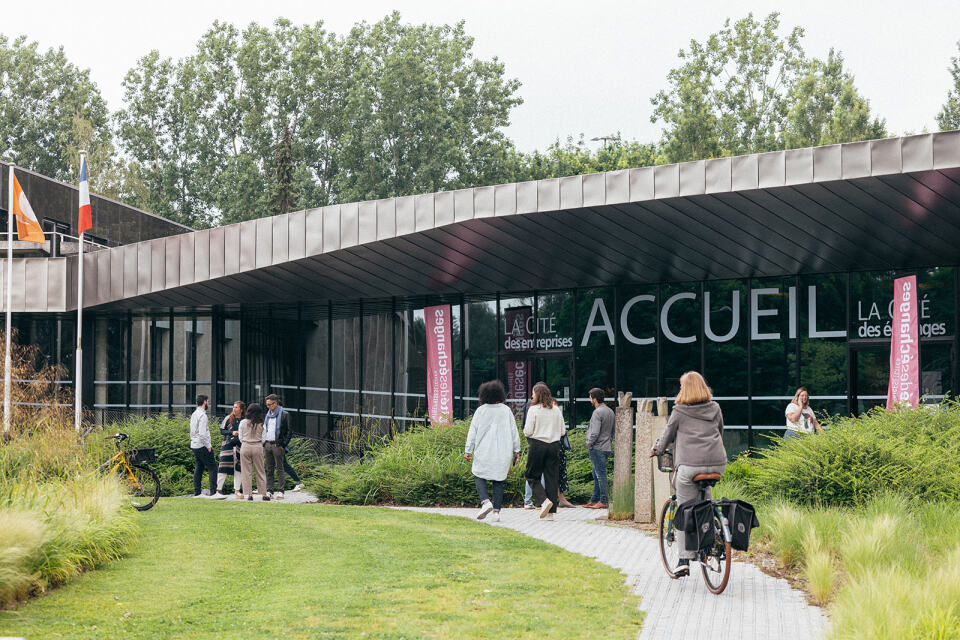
[262, 394, 291, 499]
[190, 395, 221, 498]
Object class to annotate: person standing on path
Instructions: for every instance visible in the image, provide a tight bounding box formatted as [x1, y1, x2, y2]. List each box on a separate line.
[190, 395, 221, 498]
[465, 380, 521, 523]
[215, 400, 245, 499]
[784, 387, 822, 440]
[523, 381, 565, 521]
[651, 371, 727, 576]
[262, 394, 291, 500]
[240, 402, 268, 501]
[585, 387, 615, 509]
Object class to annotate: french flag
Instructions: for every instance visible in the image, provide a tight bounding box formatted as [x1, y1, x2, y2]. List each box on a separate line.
[78, 157, 91, 235]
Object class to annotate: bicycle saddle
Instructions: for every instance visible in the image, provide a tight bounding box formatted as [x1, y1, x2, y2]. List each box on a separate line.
[692, 472, 722, 484]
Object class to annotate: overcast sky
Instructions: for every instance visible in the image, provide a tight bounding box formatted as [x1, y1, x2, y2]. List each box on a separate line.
[5, 0, 960, 152]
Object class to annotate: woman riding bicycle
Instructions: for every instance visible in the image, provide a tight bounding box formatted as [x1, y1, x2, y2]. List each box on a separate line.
[651, 371, 727, 576]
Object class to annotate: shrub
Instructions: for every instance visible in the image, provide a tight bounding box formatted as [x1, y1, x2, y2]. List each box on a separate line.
[743, 402, 960, 506]
[309, 419, 610, 506]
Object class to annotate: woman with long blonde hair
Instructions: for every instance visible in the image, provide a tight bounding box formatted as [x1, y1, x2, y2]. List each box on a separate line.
[651, 371, 727, 575]
[522, 381, 566, 520]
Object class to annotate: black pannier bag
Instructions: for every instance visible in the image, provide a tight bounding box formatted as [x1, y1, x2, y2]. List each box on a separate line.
[674, 499, 716, 551]
[719, 498, 760, 551]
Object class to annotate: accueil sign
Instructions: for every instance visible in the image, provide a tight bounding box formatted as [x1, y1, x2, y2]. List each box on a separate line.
[580, 285, 845, 346]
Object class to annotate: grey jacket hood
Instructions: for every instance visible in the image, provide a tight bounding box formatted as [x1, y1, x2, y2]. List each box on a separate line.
[672, 401, 722, 423]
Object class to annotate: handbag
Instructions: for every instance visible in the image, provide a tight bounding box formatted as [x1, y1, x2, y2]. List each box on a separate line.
[560, 433, 572, 450]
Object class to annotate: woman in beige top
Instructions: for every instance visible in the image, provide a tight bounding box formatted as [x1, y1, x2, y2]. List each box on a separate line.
[523, 382, 566, 520]
[239, 402, 269, 501]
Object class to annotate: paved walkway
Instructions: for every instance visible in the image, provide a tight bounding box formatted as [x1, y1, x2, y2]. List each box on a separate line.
[399, 506, 828, 640]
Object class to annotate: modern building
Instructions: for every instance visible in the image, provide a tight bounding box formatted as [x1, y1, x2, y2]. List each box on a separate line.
[3, 131, 960, 456]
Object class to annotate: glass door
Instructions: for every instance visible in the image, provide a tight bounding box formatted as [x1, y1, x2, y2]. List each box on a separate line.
[502, 353, 573, 428]
[851, 341, 955, 414]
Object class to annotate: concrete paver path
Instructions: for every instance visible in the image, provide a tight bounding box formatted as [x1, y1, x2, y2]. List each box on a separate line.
[399, 506, 827, 640]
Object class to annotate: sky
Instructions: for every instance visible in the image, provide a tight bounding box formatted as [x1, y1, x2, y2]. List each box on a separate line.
[4, 0, 960, 152]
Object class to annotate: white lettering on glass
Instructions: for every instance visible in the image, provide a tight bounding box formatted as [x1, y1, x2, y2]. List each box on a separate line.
[619, 294, 655, 345]
[751, 288, 780, 340]
[703, 290, 740, 342]
[808, 285, 846, 338]
[661, 292, 696, 344]
[581, 297, 615, 346]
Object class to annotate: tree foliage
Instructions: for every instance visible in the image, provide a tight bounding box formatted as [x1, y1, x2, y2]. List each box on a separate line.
[510, 135, 657, 181]
[937, 40, 960, 131]
[652, 13, 885, 163]
[0, 34, 115, 187]
[115, 14, 522, 227]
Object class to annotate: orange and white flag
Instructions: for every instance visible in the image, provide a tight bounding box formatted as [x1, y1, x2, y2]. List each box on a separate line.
[11, 173, 45, 243]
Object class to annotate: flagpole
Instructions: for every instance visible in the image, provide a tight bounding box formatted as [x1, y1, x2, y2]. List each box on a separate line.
[4, 163, 14, 433]
[74, 151, 85, 433]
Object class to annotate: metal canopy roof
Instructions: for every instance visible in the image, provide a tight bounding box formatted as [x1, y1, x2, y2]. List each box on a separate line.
[4, 131, 960, 313]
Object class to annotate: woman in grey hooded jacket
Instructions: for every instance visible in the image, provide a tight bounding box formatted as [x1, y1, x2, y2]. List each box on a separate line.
[651, 371, 726, 575]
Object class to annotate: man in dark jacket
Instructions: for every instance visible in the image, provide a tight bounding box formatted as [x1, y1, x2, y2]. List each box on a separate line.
[262, 394, 292, 499]
[585, 388, 615, 508]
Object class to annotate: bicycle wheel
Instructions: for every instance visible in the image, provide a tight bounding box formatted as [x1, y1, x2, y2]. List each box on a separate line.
[120, 464, 161, 511]
[700, 513, 732, 594]
[658, 498, 683, 578]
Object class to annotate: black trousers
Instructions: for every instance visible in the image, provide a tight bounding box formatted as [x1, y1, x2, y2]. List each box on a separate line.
[525, 438, 560, 513]
[192, 446, 217, 496]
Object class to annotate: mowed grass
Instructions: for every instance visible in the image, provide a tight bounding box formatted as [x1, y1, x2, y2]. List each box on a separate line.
[0, 500, 642, 639]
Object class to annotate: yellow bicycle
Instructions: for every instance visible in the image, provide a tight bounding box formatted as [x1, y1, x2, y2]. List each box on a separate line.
[97, 432, 161, 511]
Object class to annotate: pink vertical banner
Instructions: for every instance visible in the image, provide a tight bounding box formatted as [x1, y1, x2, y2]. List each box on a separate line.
[425, 305, 453, 424]
[887, 275, 920, 410]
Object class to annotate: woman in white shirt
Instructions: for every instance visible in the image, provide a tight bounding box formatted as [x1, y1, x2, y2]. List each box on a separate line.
[464, 380, 521, 523]
[784, 387, 822, 440]
[523, 382, 566, 520]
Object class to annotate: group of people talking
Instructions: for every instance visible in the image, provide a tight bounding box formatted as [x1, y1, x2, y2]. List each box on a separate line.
[188, 394, 304, 500]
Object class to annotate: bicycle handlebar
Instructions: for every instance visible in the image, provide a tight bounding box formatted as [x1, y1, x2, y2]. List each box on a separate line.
[104, 432, 129, 444]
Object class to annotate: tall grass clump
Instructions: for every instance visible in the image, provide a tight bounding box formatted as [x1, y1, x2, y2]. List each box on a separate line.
[744, 402, 960, 506]
[0, 331, 137, 607]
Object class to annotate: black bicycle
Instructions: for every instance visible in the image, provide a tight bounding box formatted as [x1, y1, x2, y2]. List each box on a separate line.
[96, 432, 161, 511]
[655, 452, 733, 594]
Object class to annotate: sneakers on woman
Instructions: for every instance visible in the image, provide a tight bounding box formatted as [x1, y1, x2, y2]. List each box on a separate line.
[523, 503, 535, 510]
[212, 492, 228, 500]
[476, 500, 494, 520]
[490, 511, 501, 523]
[539, 499, 554, 519]
[541, 513, 554, 521]
[293, 484, 304, 492]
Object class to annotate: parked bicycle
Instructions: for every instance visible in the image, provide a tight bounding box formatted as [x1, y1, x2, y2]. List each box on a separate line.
[654, 451, 732, 594]
[97, 432, 161, 511]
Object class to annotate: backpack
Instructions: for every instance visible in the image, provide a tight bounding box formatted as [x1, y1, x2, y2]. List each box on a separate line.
[718, 498, 760, 551]
[674, 499, 716, 552]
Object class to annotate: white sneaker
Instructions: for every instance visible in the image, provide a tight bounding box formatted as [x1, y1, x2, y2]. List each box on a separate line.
[523, 503, 535, 510]
[275, 492, 285, 500]
[490, 511, 501, 523]
[539, 499, 554, 519]
[476, 500, 494, 520]
[542, 513, 554, 521]
[212, 492, 228, 500]
[293, 484, 304, 492]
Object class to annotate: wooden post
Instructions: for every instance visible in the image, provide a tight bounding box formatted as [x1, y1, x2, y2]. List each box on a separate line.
[609, 391, 634, 520]
[634, 398, 655, 523]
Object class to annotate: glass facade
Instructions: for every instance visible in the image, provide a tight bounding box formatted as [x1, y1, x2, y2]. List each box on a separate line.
[11, 267, 957, 458]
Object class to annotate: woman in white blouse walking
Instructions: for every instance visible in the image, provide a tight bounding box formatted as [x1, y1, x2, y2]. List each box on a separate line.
[784, 387, 823, 440]
[523, 381, 566, 520]
[465, 380, 521, 523]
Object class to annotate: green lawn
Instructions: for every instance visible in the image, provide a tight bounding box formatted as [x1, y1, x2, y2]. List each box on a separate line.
[0, 500, 642, 639]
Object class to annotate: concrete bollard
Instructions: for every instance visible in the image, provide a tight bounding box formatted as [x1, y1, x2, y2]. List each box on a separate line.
[633, 398, 655, 523]
[609, 391, 634, 520]
[652, 398, 671, 514]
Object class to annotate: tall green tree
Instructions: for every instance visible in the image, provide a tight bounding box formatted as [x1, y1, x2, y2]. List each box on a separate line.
[785, 49, 886, 148]
[116, 14, 522, 227]
[651, 13, 885, 163]
[0, 34, 112, 183]
[331, 13, 521, 201]
[937, 40, 960, 131]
